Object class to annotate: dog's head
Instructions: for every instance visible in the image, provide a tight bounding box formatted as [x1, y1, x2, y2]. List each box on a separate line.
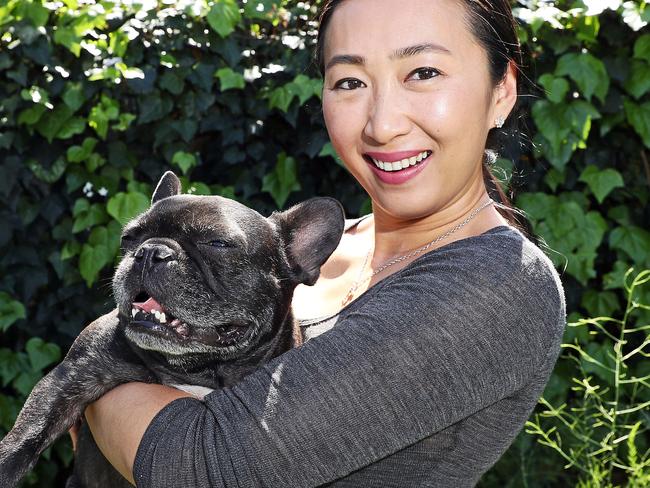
[112, 171, 344, 363]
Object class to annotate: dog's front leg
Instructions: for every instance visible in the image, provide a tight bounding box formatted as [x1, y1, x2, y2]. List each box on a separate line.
[0, 310, 155, 488]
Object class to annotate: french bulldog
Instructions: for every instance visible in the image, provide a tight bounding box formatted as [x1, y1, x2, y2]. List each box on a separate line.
[0, 171, 345, 487]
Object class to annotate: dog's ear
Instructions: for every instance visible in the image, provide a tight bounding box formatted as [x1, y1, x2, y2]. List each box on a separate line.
[270, 197, 345, 286]
[152, 171, 181, 204]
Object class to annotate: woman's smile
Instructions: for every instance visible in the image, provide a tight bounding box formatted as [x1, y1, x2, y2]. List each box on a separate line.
[364, 150, 432, 185]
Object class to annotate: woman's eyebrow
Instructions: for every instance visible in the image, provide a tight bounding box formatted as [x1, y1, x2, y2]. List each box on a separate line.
[325, 43, 451, 71]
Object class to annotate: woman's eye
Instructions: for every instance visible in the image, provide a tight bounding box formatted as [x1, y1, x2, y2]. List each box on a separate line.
[333, 78, 365, 90]
[407, 67, 440, 81]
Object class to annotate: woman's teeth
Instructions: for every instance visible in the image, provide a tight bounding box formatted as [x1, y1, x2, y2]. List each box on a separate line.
[370, 151, 430, 171]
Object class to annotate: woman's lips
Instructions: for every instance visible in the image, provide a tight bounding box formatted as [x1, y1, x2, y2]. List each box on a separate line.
[364, 150, 432, 185]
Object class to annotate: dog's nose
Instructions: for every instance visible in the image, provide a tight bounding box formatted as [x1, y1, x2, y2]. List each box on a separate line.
[135, 243, 176, 266]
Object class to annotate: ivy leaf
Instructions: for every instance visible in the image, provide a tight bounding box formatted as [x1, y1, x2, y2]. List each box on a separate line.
[62, 82, 85, 112]
[581, 290, 619, 318]
[79, 222, 121, 287]
[609, 226, 650, 265]
[159, 71, 184, 95]
[17, 104, 46, 125]
[72, 198, 108, 233]
[107, 191, 150, 226]
[25, 338, 60, 372]
[67, 137, 98, 163]
[172, 151, 197, 175]
[555, 52, 609, 103]
[207, 0, 241, 38]
[633, 33, 650, 62]
[267, 86, 292, 112]
[624, 60, 650, 99]
[35, 105, 74, 142]
[27, 157, 66, 183]
[215, 67, 245, 91]
[578, 165, 624, 203]
[0, 292, 26, 332]
[538, 74, 569, 103]
[56, 116, 85, 139]
[262, 152, 301, 208]
[89, 96, 120, 140]
[624, 100, 650, 148]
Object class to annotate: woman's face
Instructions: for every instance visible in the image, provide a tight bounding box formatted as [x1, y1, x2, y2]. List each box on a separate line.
[321, 0, 516, 221]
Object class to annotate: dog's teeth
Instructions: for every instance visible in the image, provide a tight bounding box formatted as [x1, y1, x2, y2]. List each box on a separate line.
[159, 313, 166, 323]
[132, 309, 137, 318]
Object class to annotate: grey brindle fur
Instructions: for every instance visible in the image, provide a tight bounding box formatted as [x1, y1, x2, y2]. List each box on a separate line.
[0, 171, 345, 487]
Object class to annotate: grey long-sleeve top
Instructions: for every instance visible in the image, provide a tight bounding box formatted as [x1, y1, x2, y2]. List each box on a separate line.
[133, 224, 566, 487]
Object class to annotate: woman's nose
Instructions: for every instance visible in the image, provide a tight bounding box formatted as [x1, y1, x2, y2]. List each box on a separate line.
[363, 85, 411, 144]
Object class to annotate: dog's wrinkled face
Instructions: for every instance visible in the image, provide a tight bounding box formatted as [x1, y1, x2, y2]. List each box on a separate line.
[112, 172, 344, 363]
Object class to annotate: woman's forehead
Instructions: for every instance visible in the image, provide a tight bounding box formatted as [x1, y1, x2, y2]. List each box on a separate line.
[323, 0, 476, 63]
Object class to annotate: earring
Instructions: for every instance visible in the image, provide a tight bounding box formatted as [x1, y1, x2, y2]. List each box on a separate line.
[495, 116, 505, 129]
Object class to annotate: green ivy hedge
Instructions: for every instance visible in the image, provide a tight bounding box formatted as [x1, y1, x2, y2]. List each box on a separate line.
[0, 0, 649, 486]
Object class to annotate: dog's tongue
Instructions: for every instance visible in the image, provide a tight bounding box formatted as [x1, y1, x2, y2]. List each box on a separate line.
[133, 297, 164, 314]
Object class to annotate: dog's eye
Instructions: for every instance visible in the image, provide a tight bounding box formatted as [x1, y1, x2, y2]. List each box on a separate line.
[206, 239, 230, 248]
[121, 234, 135, 243]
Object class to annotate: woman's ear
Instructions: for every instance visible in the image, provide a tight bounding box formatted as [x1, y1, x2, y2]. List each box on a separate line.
[490, 60, 518, 128]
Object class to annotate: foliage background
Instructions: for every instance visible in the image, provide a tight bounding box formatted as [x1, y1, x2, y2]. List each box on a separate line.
[0, 0, 649, 486]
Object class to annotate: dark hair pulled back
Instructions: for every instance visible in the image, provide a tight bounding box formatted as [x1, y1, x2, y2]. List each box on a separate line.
[315, 0, 532, 235]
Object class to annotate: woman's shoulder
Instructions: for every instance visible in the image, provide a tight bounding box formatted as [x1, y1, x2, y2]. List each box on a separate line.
[408, 224, 563, 297]
[371, 225, 567, 355]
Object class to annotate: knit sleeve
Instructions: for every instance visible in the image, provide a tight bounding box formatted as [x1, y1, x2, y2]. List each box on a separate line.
[133, 238, 565, 487]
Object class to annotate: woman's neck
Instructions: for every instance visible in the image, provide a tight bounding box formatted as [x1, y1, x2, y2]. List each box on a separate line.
[367, 190, 508, 264]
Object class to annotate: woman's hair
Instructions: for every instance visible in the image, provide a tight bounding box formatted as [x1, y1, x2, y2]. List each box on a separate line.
[315, 0, 534, 236]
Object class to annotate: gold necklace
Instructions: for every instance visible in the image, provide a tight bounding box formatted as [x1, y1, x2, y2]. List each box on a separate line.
[340, 198, 494, 307]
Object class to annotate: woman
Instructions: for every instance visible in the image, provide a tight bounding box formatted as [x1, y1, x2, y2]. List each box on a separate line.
[84, 0, 566, 486]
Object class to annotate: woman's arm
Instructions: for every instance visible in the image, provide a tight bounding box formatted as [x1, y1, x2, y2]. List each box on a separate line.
[84, 383, 192, 485]
[88, 240, 565, 487]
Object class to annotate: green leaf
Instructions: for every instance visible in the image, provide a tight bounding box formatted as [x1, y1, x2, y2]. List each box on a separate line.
[113, 113, 136, 131]
[555, 52, 609, 103]
[633, 33, 650, 62]
[624, 60, 650, 99]
[56, 116, 85, 139]
[262, 152, 301, 208]
[609, 226, 650, 265]
[578, 165, 624, 204]
[35, 105, 74, 142]
[23, 1, 49, 27]
[62, 82, 85, 112]
[72, 198, 108, 232]
[67, 137, 98, 163]
[107, 191, 150, 226]
[172, 151, 197, 175]
[267, 86, 292, 112]
[25, 338, 60, 372]
[624, 100, 650, 148]
[538, 74, 569, 103]
[17, 104, 46, 125]
[89, 95, 120, 140]
[215, 67, 245, 91]
[516, 193, 608, 284]
[53, 26, 81, 57]
[207, 0, 241, 38]
[79, 222, 121, 287]
[581, 290, 619, 318]
[27, 157, 66, 183]
[159, 71, 185, 95]
[0, 292, 26, 332]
